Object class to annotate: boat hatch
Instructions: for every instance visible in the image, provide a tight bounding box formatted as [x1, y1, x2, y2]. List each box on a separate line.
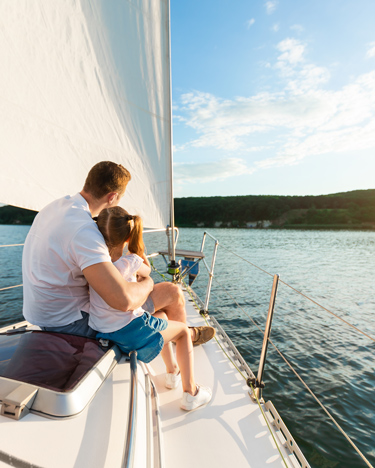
[0, 331, 121, 420]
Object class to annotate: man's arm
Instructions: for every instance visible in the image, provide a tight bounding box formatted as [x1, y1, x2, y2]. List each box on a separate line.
[83, 262, 153, 311]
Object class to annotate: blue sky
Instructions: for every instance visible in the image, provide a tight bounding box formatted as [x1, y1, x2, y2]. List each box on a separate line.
[171, 0, 375, 197]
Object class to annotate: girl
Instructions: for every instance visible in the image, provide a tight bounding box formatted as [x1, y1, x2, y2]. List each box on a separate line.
[89, 206, 212, 411]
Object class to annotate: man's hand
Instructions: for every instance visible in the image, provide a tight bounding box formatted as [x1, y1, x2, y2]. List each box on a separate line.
[137, 275, 153, 286]
[83, 262, 153, 311]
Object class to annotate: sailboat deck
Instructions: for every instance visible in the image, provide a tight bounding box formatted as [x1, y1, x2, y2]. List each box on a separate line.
[148, 292, 296, 468]
[0, 293, 302, 468]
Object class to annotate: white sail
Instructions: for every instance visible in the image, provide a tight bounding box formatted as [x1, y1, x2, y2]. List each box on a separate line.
[0, 0, 172, 228]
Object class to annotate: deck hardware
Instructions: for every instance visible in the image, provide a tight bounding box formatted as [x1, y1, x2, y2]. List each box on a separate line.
[252, 274, 279, 401]
[5, 325, 28, 335]
[98, 338, 110, 348]
[1, 384, 38, 420]
[247, 377, 265, 389]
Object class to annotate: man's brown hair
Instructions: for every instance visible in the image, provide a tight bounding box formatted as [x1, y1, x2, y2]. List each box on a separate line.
[83, 161, 131, 199]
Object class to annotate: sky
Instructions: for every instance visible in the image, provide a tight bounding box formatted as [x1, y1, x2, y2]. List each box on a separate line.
[170, 0, 375, 198]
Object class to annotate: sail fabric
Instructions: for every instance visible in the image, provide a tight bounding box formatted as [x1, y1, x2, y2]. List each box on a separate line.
[0, 0, 172, 228]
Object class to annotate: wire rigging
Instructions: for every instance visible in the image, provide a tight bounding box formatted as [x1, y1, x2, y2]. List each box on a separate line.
[217, 242, 375, 343]
[181, 267, 374, 468]
[0, 244, 24, 248]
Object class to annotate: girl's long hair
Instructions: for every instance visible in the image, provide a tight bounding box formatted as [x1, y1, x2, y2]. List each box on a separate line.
[96, 206, 144, 257]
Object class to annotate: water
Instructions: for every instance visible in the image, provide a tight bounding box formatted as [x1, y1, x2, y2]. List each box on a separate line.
[1, 226, 374, 467]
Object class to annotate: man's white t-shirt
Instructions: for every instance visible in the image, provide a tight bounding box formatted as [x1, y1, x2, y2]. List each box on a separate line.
[22, 193, 111, 327]
[89, 254, 144, 333]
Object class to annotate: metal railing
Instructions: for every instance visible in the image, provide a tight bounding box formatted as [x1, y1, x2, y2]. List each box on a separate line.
[253, 274, 279, 400]
[200, 232, 219, 314]
[122, 351, 138, 468]
[143, 227, 179, 263]
[195, 231, 374, 468]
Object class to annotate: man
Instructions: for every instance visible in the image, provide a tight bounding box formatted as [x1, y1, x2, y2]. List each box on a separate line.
[23, 161, 214, 345]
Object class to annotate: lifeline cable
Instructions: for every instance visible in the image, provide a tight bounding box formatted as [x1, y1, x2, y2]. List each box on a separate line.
[0, 284, 23, 292]
[184, 265, 374, 468]
[216, 242, 375, 343]
[149, 262, 373, 467]
[0, 244, 24, 248]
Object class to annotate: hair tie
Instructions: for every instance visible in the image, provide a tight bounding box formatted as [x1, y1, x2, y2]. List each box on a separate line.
[127, 215, 134, 230]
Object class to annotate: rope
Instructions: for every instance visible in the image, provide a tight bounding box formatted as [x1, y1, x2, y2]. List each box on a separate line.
[216, 243, 375, 343]
[249, 381, 289, 468]
[0, 284, 22, 292]
[0, 244, 24, 248]
[149, 258, 168, 282]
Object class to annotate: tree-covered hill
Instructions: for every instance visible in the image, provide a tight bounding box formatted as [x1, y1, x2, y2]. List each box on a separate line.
[0, 205, 37, 225]
[1, 189, 374, 228]
[174, 189, 375, 228]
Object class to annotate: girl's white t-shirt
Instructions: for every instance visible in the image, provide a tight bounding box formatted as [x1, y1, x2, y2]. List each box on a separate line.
[88, 253, 145, 333]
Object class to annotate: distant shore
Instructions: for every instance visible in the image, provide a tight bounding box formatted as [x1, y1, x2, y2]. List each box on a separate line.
[175, 189, 375, 230]
[1, 188, 375, 230]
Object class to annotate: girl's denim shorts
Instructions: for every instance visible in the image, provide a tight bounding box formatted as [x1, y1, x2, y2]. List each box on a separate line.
[96, 312, 168, 363]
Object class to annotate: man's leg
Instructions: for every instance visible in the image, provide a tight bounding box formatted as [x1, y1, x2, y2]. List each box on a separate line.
[148, 283, 187, 323]
[41, 312, 97, 339]
[148, 283, 215, 345]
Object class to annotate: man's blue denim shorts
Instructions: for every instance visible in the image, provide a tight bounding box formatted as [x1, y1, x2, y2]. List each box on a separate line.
[96, 312, 168, 363]
[41, 311, 97, 338]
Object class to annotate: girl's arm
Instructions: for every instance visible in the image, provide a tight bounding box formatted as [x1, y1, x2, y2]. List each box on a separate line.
[140, 252, 151, 268]
[137, 262, 151, 278]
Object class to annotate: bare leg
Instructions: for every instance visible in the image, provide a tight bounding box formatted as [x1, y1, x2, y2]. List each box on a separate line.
[154, 312, 196, 395]
[154, 311, 179, 374]
[149, 283, 187, 323]
[150, 284, 199, 341]
[160, 342, 179, 374]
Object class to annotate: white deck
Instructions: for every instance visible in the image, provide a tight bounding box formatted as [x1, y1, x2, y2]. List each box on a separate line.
[0, 294, 303, 468]
[148, 293, 298, 468]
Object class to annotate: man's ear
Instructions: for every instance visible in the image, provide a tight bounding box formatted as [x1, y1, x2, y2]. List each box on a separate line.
[107, 192, 118, 205]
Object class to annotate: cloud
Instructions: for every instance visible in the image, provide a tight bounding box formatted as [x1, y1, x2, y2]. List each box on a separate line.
[175, 63, 375, 171]
[174, 158, 255, 183]
[174, 31, 375, 178]
[272, 23, 280, 32]
[274, 38, 330, 92]
[366, 42, 375, 58]
[246, 18, 255, 29]
[276, 38, 305, 66]
[265, 1, 278, 14]
[290, 24, 304, 33]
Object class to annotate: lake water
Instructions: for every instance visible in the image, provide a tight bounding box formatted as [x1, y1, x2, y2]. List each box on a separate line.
[1, 225, 374, 468]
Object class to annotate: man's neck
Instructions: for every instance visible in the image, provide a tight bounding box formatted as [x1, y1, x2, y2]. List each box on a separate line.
[80, 190, 105, 217]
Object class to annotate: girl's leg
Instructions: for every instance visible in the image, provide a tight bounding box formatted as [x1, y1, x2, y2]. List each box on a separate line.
[160, 341, 179, 375]
[154, 313, 196, 395]
[153, 312, 179, 375]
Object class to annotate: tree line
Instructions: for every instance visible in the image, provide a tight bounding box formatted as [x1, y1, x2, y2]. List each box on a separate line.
[174, 189, 375, 228]
[1, 189, 375, 228]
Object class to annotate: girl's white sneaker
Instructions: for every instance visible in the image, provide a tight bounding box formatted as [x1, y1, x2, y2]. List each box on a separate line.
[165, 372, 181, 389]
[180, 385, 212, 411]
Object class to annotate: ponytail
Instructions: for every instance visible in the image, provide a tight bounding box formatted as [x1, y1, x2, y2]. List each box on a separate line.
[96, 207, 144, 257]
[127, 215, 144, 257]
